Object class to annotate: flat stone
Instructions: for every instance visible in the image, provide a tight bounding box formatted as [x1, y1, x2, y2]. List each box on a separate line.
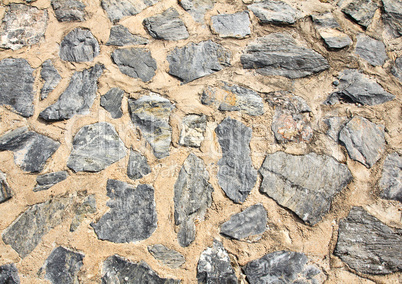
[179, 114, 207, 147]
[211, 11, 251, 38]
[143, 8, 189, 41]
[67, 122, 126, 172]
[174, 153, 213, 247]
[322, 116, 348, 141]
[179, 0, 214, 23]
[0, 4, 48, 50]
[215, 118, 257, 203]
[34, 171, 68, 192]
[339, 116, 385, 168]
[40, 64, 103, 121]
[379, 153, 401, 202]
[197, 240, 237, 283]
[0, 264, 20, 284]
[341, 0, 378, 28]
[355, 34, 387, 66]
[101, 0, 160, 23]
[391, 57, 402, 82]
[106, 25, 149, 46]
[167, 40, 231, 83]
[100, 87, 124, 119]
[128, 95, 173, 159]
[0, 171, 12, 203]
[259, 151, 352, 225]
[382, 0, 402, 38]
[70, 195, 96, 232]
[248, 0, 300, 25]
[40, 60, 61, 100]
[312, 13, 352, 49]
[91, 180, 157, 243]
[148, 244, 186, 269]
[241, 33, 329, 79]
[59, 28, 100, 62]
[334, 207, 402, 274]
[127, 149, 151, 180]
[0, 58, 35, 117]
[51, 0, 86, 22]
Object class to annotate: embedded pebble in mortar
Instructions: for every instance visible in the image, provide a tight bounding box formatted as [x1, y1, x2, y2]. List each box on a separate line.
[148, 244, 186, 269]
[312, 13, 352, 49]
[100, 87, 124, 119]
[391, 57, 402, 82]
[127, 149, 151, 180]
[211, 11, 251, 38]
[0, 170, 12, 203]
[59, 28, 100, 62]
[381, 0, 402, 38]
[51, 0, 86, 22]
[179, 114, 207, 147]
[33, 171, 68, 192]
[0, 264, 20, 284]
[70, 195, 96, 232]
[379, 153, 402, 202]
[341, 0, 378, 28]
[179, 0, 214, 23]
[248, 0, 300, 25]
[40, 60, 61, 100]
[101, 0, 161, 23]
[322, 116, 348, 142]
[106, 25, 149, 46]
[355, 34, 387, 66]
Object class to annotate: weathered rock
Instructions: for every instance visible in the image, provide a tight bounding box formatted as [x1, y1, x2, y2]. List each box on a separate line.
[148, 244, 186, 269]
[211, 11, 251, 38]
[341, 0, 378, 28]
[106, 25, 148, 46]
[339, 116, 385, 168]
[100, 87, 124, 119]
[334, 207, 402, 274]
[91, 180, 157, 243]
[167, 40, 231, 83]
[143, 8, 189, 41]
[355, 34, 387, 66]
[174, 153, 213, 247]
[312, 13, 352, 49]
[112, 48, 157, 82]
[51, 0, 86, 22]
[127, 149, 151, 180]
[0, 58, 35, 117]
[70, 195, 96, 232]
[215, 118, 257, 203]
[0, 4, 48, 50]
[179, 0, 214, 23]
[241, 33, 329, 79]
[0, 264, 20, 284]
[0, 171, 12, 203]
[179, 114, 207, 147]
[33, 171, 68, 192]
[391, 57, 402, 82]
[128, 95, 173, 159]
[259, 151, 352, 225]
[40, 64, 103, 121]
[59, 28, 100, 62]
[40, 60, 61, 100]
[67, 122, 126, 172]
[101, 0, 160, 23]
[322, 116, 348, 142]
[382, 0, 402, 38]
[248, 0, 300, 25]
[0, 127, 60, 173]
[197, 240, 237, 283]
[379, 153, 401, 202]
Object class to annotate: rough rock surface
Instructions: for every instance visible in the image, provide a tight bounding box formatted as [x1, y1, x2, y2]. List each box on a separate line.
[51, 0, 86, 22]
[59, 28, 100, 62]
[100, 87, 124, 119]
[148, 244, 186, 269]
[391, 57, 402, 82]
[40, 64, 103, 121]
[211, 11, 251, 38]
[70, 195, 96, 232]
[167, 40, 231, 83]
[355, 34, 387, 66]
[91, 180, 157, 243]
[101, 0, 160, 23]
[127, 149, 151, 180]
[322, 116, 348, 141]
[174, 153, 213, 247]
[33, 171, 68, 192]
[241, 33, 329, 79]
[215, 118, 257, 203]
[341, 0, 378, 28]
[379, 153, 401, 202]
[382, 0, 402, 38]
[0, 171, 12, 203]
[106, 25, 148, 46]
[179, 0, 214, 23]
[334, 207, 402, 274]
[0, 264, 20, 284]
[248, 0, 300, 25]
[259, 151, 352, 225]
[312, 13, 352, 49]
[179, 114, 207, 147]
[40, 60, 62, 100]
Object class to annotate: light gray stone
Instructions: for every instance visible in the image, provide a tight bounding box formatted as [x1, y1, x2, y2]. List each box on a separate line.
[0, 264, 20, 284]
[127, 149, 151, 180]
[51, 0, 86, 22]
[34, 171, 68, 192]
[59, 28, 100, 62]
[70, 195, 96, 232]
[379, 153, 401, 202]
[312, 13, 352, 49]
[100, 87, 124, 119]
[322, 116, 348, 142]
[40, 60, 61, 100]
[382, 0, 402, 38]
[101, 0, 160, 23]
[179, 0, 214, 23]
[341, 0, 378, 28]
[391, 57, 402, 82]
[355, 34, 387, 66]
[148, 244, 185, 269]
[248, 0, 300, 25]
[0, 171, 12, 203]
[106, 25, 148, 46]
[179, 114, 207, 147]
[211, 11, 251, 38]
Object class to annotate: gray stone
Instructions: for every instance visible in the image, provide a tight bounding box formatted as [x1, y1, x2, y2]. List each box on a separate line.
[148, 244, 185, 269]
[167, 40, 231, 83]
[322, 116, 348, 141]
[0, 4, 48, 50]
[128, 95, 173, 159]
[382, 0, 402, 38]
[355, 34, 387, 66]
[34, 171, 68, 192]
[174, 153, 213, 247]
[312, 13, 352, 49]
[220, 204, 267, 240]
[215, 118, 257, 203]
[241, 33, 329, 79]
[112, 48, 157, 82]
[127, 149, 151, 180]
[51, 0, 86, 22]
[67, 122, 126, 172]
[259, 151, 352, 225]
[100, 87, 124, 119]
[70, 195, 96, 232]
[39, 64, 103, 121]
[179, 0, 214, 23]
[334, 207, 402, 274]
[106, 25, 149, 46]
[91, 180, 157, 243]
[248, 0, 300, 25]
[197, 240, 237, 283]
[341, 0, 378, 28]
[339, 116, 385, 168]
[0, 171, 12, 203]
[40, 60, 61, 100]
[0, 264, 20, 284]
[211, 11, 251, 38]
[0, 58, 35, 117]
[179, 114, 207, 147]
[60, 28, 100, 62]
[391, 57, 402, 82]
[379, 153, 401, 202]
[143, 8, 189, 41]
[101, 0, 160, 23]
[0, 127, 60, 173]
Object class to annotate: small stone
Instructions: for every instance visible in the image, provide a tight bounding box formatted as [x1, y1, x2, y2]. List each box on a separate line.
[100, 87, 124, 119]
[40, 60, 62, 100]
[248, 0, 300, 25]
[51, 0, 86, 22]
[0, 264, 20, 284]
[382, 0, 402, 38]
[127, 149, 151, 180]
[391, 57, 402, 82]
[101, 0, 161, 23]
[179, 0, 215, 23]
[379, 153, 401, 202]
[167, 40, 231, 83]
[355, 34, 387, 66]
[179, 114, 207, 147]
[322, 116, 348, 141]
[70, 195, 96, 232]
[334, 207, 402, 274]
[148, 244, 186, 269]
[0, 171, 12, 203]
[106, 25, 149, 46]
[34, 171, 68, 192]
[211, 11, 251, 38]
[341, 0, 378, 28]
[60, 28, 100, 62]
[312, 13, 352, 49]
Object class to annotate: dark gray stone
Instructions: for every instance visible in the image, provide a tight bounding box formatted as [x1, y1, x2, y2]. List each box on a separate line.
[391, 57, 402, 82]
[211, 11, 251, 38]
[0, 58, 35, 117]
[248, 0, 300, 25]
[91, 180, 157, 243]
[0, 170, 12, 203]
[100, 87, 124, 119]
[167, 40, 231, 83]
[0, 264, 20, 284]
[40, 60, 61, 100]
[60, 28, 100, 62]
[259, 151, 352, 225]
[355, 34, 387, 66]
[334, 207, 402, 274]
[241, 33, 329, 79]
[379, 153, 401, 202]
[51, 0, 86, 22]
[70, 195, 96, 232]
[127, 149, 151, 180]
[322, 116, 348, 142]
[382, 0, 402, 38]
[39, 64, 103, 121]
[34, 171, 68, 192]
[312, 13, 352, 49]
[106, 25, 148, 46]
[148, 244, 185, 269]
[101, 0, 161, 23]
[174, 153, 213, 247]
[179, 114, 207, 147]
[341, 0, 378, 28]
[215, 118, 257, 203]
[179, 0, 214, 23]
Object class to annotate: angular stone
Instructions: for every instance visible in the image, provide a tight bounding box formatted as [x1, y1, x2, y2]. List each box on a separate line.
[128, 95, 173, 159]
[379, 153, 401, 202]
[59, 28, 100, 62]
[174, 153, 213, 247]
[0, 171, 12, 203]
[197, 240, 237, 283]
[355, 34, 387, 66]
[143, 8, 189, 41]
[51, 0, 86, 22]
[101, 0, 161, 23]
[127, 149, 151, 180]
[34, 171, 68, 192]
[0, 58, 35, 117]
[382, 0, 402, 38]
[179, 0, 214, 23]
[391, 57, 402, 82]
[179, 114, 207, 147]
[91, 180, 157, 243]
[341, 0, 378, 28]
[0, 264, 20, 284]
[339, 116, 385, 168]
[67, 122, 126, 172]
[148, 244, 185, 269]
[106, 25, 148, 46]
[334, 207, 402, 274]
[259, 151, 352, 225]
[211, 11, 251, 38]
[241, 33, 329, 79]
[312, 13, 352, 49]
[100, 87, 124, 119]
[215, 118, 257, 203]
[248, 0, 300, 25]
[0, 4, 48, 50]
[167, 40, 231, 83]
[39, 64, 103, 121]
[70, 195, 96, 232]
[40, 60, 61, 100]
[322, 116, 348, 142]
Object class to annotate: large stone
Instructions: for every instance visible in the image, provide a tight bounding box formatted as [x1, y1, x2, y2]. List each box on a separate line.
[59, 28, 100, 62]
[382, 0, 402, 38]
[70, 195, 96, 232]
[0, 264, 20, 284]
[0, 4, 48, 50]
[312, 13, 352, 49]
[179, 114, 207, 147]
[0, 171, 12, 203]
[241, 33, 329, 79]
[334, 207, 402, 274]
[341, 0, 378, 28]
[39, 64, 103, 121]
[51, 0, 86, 22]
[248, 0, 300, 25]
[127, 149, 151, 180]
[215, 118, 257, 203]
[179, 0, 214, 23]
[167, 40, 231, 83]
[33, 171, 68, 192]
[106, 25, 148, 46]
[67, 122, 126, 172]
[40, 60, 61, 100]
[379, 153, 401, 202]
[174, 153, 213, 247]
[148, 244, 186, 269]
[392, 57, 402, 82]
[211, 11, 251, 38]
[91, 180, 157, 243]
[259, 151, 352, 225]
[101, 0, 160, 23]
[322, 116, 348, 142]
[100, 87, 124, 119]
[355, 34, 387, 66]
[0, 58, 35, 117]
